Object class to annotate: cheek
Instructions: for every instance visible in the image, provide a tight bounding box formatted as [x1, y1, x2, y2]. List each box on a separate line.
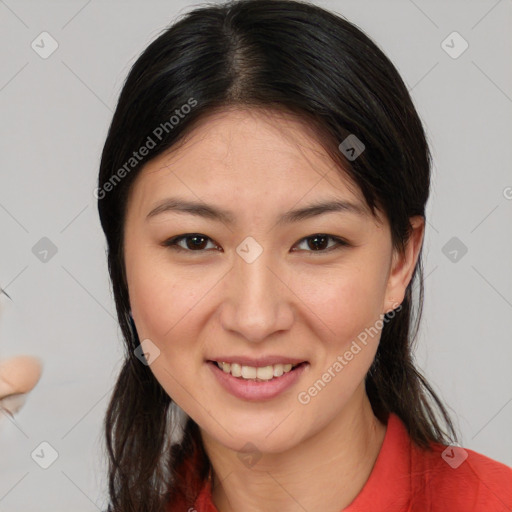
[293, 262, 386, 345]
[126, 254, 221, 410]
[126, 258, 213, 408]
[126, 241, 205, 341]
[132, 274, 207, 348]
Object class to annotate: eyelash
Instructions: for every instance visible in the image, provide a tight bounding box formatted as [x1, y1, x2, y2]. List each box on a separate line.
[162, 233, 349, 255]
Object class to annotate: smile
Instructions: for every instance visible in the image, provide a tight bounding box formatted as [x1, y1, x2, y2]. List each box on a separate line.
[207, 360, 309, 401]
[214, 361, 301, 381]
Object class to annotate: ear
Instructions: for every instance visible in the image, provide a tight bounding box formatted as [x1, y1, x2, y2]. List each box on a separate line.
[383, 216, 425, 313]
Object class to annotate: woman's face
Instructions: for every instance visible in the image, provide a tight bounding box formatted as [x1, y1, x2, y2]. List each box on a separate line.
[123, 107, 420, 454]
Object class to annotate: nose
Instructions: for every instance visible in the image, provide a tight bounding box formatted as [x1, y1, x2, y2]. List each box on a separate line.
[219, 247, 294, 343]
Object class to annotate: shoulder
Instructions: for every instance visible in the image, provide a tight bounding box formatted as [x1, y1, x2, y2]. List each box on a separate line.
[410, 438, 512, 510]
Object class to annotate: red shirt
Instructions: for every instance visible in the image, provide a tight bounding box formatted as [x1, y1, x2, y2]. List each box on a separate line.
[172, 413, 512, 511]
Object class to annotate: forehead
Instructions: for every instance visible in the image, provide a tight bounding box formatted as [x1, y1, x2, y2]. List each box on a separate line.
[127, 107, 375, 223]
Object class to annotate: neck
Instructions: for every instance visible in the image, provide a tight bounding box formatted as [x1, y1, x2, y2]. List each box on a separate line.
[201, 385, 387, 512]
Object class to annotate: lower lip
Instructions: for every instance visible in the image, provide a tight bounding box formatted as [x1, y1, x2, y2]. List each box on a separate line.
[207, 361, 309, 401]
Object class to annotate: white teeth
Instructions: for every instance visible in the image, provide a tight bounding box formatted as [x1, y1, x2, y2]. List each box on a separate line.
[241, 366, 257, 379]
[216, 361, 300, 380]
[273, 364, 284, 377]
[230, 363, 241, 377]
[256, 365, 274, 380]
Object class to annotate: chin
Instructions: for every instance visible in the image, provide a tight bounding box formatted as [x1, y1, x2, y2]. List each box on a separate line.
[203, 415, 304, 455]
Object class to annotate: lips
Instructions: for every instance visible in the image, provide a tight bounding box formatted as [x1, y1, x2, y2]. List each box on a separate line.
[208, 359, 309, 401]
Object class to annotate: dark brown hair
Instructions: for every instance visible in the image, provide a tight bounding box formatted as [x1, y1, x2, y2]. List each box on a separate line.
[97, 0, 457, 510]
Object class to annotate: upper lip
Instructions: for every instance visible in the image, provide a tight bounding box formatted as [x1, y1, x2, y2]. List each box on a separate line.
[207, 356, 307, 367]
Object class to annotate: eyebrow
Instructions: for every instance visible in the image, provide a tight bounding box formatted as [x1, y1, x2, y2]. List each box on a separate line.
[145, 197, 368, 225]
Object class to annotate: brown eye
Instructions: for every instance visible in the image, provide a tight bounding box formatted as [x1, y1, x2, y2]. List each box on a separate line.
[293, 234, 348, 254]
[163, 234, 218, 252]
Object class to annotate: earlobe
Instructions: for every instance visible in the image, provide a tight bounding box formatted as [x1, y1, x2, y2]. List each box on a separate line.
[383, 216, 425, 314]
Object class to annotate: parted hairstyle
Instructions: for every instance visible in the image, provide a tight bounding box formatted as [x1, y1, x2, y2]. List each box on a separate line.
[97, 0, 458, 510]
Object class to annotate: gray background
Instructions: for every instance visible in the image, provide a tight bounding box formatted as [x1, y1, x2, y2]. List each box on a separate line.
[1, 0, 511, 510]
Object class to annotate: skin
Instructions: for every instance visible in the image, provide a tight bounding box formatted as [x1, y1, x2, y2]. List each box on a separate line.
[0, 298, 42, 418]
[0, 356, 42, 416]
[123, 107, 424, 512]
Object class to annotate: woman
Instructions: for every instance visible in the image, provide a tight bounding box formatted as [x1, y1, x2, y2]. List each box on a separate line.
[96, 0, 512, 510]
